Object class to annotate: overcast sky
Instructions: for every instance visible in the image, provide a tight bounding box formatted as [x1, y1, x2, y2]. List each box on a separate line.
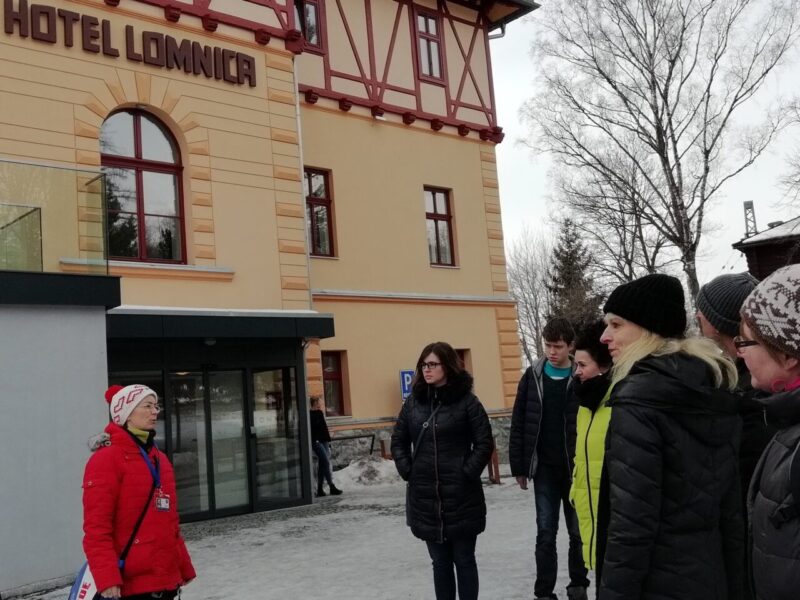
[488, 13, 797, 286]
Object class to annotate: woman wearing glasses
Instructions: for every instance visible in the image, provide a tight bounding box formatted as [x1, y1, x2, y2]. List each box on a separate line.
[597, 274, 744, 600]
[738, 265, 800, 600]
[82, 385, 195, 599]
[391, 342, 493, 600]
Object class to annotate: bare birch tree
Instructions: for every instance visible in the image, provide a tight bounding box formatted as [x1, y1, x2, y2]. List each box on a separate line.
[524, 0, 798, 299]
[555, 148, 676, 288]
[780, 101, 800, 205]
[507, 228, 554, 366]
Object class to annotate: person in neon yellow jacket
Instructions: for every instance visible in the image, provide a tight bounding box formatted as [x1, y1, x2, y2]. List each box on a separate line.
[569, 321, 613, 595]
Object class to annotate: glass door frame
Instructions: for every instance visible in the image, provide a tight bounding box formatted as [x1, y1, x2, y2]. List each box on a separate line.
[247, 365, 310, 512]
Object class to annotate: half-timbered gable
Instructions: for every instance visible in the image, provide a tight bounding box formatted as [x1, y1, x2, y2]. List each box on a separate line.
[297, 0, 534, 140]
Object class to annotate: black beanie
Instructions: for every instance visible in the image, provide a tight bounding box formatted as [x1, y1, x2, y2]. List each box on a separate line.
[696, 272, 758, 337]
[603, 273, 687, 338]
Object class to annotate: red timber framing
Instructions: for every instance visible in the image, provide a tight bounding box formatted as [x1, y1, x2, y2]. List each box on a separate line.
[298, 0, 505, 142]
[105, 0, 305, 51]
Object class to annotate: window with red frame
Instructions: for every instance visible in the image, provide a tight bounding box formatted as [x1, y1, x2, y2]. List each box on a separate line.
[416, 11, 443, 80]
[322, 351, 346, 416]
[425, 187, 454, 266]
[100, 110, 184, 262]
[304, 168, 335, 257]
[302, 0, 324, 51]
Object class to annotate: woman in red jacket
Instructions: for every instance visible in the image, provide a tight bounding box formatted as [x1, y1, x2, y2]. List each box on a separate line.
[83, 385, 196, 599]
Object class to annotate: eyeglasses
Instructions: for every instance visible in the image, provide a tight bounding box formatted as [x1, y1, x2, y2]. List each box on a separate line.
[420, 362, 442, 370]
[733, 336, 759, 350]
[137, 403, 162, 413]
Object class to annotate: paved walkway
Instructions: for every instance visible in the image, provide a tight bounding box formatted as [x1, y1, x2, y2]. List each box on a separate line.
[27, 474, 590, 599]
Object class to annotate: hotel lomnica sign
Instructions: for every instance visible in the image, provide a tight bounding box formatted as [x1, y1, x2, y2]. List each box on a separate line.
[3, 0, 257, 87]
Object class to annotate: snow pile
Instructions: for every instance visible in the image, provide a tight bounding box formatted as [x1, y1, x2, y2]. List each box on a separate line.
[333, 455, 402, 488]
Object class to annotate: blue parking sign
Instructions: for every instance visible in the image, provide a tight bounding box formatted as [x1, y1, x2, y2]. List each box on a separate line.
[400, 369, 414, 401]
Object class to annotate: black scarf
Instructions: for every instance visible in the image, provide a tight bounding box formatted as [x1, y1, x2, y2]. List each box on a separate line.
[573, 371, 611, 412]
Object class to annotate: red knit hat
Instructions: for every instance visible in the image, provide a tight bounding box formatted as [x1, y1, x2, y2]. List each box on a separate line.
[105, 384, 157, 426]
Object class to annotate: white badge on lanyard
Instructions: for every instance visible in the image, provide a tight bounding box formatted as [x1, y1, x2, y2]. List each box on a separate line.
[155, 489, 171, 511]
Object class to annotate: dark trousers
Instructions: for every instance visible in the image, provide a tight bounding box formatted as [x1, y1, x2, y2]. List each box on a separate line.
[425, 536, 479, 600]
[533, 463, 589, 599]
[119, 591, 179, 600]
[313, 441, 333, 490]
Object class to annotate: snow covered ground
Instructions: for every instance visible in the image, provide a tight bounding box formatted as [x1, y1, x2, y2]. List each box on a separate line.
[25, 459, 591, 600]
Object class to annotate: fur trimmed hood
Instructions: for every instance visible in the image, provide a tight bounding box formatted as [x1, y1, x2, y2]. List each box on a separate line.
[411, 369, 474, 404]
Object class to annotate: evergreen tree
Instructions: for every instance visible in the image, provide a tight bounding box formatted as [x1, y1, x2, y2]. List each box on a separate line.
[546, 218, 602, 327]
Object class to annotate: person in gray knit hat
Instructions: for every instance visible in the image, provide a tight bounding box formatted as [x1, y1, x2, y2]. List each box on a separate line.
[697, 272, 759, 359]
[738, 264, 800, 600]
[697, 271, 772, 600]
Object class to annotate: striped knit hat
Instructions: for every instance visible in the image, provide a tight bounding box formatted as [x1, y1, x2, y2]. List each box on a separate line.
[741, 265, 800, 359]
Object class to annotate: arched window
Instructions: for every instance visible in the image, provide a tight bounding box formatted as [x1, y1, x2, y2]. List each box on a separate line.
[100, 110, 184, 262]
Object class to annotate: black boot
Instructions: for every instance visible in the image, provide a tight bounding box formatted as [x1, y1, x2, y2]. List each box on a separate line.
[317, 487, 326, 497]
[329, 484, 343, 495]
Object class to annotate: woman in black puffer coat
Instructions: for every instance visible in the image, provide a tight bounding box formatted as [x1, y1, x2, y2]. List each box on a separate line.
[391, 341, 493, 600]
[598, 274, 744, 600]
[738, 265, 800, 600]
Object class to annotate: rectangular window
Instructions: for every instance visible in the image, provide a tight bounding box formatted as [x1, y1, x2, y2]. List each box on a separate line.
[424, 187, 454, 266]
[416, 11, 443, 81]
[322, 351, 346, 416]
[302, 0, 324, 52]
[304, 168, 334, 257]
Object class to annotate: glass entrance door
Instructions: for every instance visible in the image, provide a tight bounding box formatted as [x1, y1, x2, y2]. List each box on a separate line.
[252, 368, 302, 506]
[168, 370, 249, 517]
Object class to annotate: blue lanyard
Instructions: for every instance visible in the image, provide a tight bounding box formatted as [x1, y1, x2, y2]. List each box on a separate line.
[137, 445, 161, 489]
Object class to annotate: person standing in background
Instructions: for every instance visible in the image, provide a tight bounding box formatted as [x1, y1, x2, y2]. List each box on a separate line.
[310, 396, 342, 497]
[509, 318, 589, 600]
[391, 341, 493, 600]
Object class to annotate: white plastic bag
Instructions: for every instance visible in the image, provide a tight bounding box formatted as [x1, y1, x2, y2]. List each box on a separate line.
[67, 562, 97, 600]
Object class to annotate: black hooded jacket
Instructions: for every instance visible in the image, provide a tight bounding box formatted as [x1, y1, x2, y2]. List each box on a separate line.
[748, 385, 800, 600]
[599, 353, 744, 600]
[390, 371, 493, 542]
[509, 358, 578, 479]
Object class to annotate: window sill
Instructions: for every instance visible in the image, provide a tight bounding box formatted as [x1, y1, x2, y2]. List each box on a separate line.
[310, 254, 339, 260]
[60, 258, 235, 281]
[429, 263, 459, 269]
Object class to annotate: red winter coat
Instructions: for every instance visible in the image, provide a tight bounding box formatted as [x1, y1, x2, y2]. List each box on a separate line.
[82, 423, 195, 595]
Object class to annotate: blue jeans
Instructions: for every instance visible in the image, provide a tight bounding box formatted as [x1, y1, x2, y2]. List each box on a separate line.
[425, 536, 479, 600]
[313, 441, 333, 490]
[533, 463, 589, 598]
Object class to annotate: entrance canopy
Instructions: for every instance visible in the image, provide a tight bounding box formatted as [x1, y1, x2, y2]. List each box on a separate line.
[107, 305, 334, 340]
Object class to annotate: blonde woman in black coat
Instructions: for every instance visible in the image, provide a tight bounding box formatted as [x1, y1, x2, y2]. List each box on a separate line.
[599, 274, 744, 600]
[391, 341, 493, 600]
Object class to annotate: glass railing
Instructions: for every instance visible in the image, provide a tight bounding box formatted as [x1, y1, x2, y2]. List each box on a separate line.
[0, 160, 108, 275]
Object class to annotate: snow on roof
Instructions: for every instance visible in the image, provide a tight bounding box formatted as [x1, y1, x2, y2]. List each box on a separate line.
[737, 215, 800, 246]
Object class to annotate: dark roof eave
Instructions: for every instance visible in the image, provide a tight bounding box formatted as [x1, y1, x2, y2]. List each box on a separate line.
[732, 234, 800, 250]
[487, 1, 540, 31]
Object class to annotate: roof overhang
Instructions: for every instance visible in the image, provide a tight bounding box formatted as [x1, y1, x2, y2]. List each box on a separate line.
[451, 0, 540, 31]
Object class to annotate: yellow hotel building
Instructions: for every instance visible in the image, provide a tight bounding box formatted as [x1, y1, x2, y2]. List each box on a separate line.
[0, 0, 530, 592]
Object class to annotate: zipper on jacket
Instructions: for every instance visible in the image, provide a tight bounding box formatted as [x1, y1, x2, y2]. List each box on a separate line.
[583, 408, 597, 570]
[529, 366, 545, 480]
[432, 392, 444, 543]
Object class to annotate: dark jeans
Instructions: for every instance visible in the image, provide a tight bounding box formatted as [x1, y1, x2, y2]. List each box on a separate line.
[425, 536, 479, 600]
[313, 441, 333, 490]
[533, 463, 589, 599]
